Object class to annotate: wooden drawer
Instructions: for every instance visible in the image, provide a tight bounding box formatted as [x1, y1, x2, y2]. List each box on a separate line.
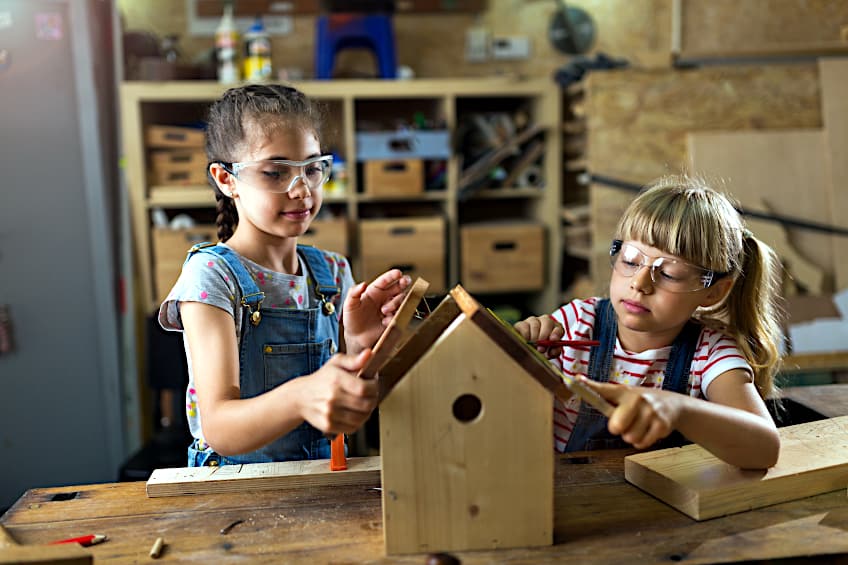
[363, 159, 424, 196]
[300, 218, 349, 256]
[359, 217, 445, 292]
[152, 225, 217, 303]
[461, 223, 545, 292]
[145, 125, 205, 148]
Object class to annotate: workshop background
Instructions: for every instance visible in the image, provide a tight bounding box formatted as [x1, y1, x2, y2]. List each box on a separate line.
[0, 0, 846, 512]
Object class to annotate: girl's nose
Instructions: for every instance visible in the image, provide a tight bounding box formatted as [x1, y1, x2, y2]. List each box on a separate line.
[630, 264, 654, 293]
[286, 175, 311, 199]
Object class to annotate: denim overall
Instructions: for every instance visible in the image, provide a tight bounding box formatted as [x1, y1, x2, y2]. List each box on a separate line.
[186, 244, 340, 466]
[565, 299, 701, 452]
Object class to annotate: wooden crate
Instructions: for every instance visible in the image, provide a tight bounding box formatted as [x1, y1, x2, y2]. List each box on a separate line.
[151, 225, 217, 302]
[149, 149, 207, 172]
[461, 223, 545, 292]
[359, 217, 445, 292]
[300, 218, 349, 256]
[145, 125, 205, 148]
[363, 159, 424, 196]
[148, 167, 208, 185]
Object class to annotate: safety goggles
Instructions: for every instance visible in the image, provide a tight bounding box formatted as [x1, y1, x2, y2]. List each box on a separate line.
[610, 239, 728, 293]
[217, 154, 333, 194]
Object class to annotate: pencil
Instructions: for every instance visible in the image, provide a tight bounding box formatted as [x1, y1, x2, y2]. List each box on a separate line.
[49, 534, 107, 546]
[530, 339, 600, 348]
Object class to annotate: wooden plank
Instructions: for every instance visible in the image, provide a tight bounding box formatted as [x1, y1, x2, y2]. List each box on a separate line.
[146, 456, 381, 497]
[819, 59, 848, 290]
[687, 129, 832, 292]
[624, 416, 848, 520]
[678, 0, 848, 60]
[357, 277, 428, 381]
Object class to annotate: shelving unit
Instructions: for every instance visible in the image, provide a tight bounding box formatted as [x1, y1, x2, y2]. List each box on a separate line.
[120, 79, 562, 318]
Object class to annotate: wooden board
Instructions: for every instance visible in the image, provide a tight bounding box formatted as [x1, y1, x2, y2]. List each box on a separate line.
[624, 416, 848, 520]
[687, 129, 832, 291]
[356, 277, 429, 381]
[819, 59, 848, 290]
[146, 456, 381, 497]
[678, 0, 848, 60]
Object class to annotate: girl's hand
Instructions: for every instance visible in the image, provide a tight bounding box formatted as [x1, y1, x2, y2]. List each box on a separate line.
[578, 377, 683, 449]
[296, 350, 379, 435]
[514, 315, 565, 358]
[343, 269, 411, 352]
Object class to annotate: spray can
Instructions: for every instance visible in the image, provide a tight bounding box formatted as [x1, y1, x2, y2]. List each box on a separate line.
[215, 3, 240, 84]
[243, 16, 272, 82]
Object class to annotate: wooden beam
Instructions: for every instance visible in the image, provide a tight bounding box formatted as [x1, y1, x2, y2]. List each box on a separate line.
[625, 416, 848, 520]
[146, 456, 381, 497]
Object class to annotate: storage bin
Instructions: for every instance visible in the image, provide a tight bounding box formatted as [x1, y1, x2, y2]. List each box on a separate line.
[363, 159, 424, 196]
[461, 223, 545, 292]
[356, 130, 450, 161]
[359, 217, 445, 292]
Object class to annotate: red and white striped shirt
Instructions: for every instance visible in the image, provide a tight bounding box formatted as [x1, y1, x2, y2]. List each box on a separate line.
[550, 297, 752, 452]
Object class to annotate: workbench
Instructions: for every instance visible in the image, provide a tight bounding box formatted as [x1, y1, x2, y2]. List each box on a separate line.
[3, 448, 847, 563]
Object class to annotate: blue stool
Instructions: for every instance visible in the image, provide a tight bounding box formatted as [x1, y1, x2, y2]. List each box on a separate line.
[315, 14, 397, 79]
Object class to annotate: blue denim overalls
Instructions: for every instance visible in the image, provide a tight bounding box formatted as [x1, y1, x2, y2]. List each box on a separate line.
[565, 298, 701, 452]
[186, 244, 341, 466]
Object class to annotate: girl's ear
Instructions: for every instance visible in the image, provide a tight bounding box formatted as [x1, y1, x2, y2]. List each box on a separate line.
[699, 276, 734, 308]
[208, 163, 236, 198]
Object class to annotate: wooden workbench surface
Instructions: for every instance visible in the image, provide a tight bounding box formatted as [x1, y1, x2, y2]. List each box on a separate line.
[3, 450, 848, 564]
[782, 383, 848, 418]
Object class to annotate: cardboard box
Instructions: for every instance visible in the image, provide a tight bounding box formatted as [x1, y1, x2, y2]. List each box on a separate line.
[363, 159, 424, 196]
[145, 125, 205, 148]
[300, 218, 349, 256]
[152, 225, 217, 302]
[461, 223, 545, 292]
[359, 217, 445, 292]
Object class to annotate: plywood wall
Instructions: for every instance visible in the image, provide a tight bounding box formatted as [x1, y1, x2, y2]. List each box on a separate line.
[585, 64, 822, 293]
[118, 0, 674, 80]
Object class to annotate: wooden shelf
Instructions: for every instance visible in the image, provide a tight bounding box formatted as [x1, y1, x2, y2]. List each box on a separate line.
[121, 79, 562, 314]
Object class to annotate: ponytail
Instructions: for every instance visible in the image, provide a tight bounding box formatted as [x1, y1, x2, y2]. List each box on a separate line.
[715, 233, 784, 398]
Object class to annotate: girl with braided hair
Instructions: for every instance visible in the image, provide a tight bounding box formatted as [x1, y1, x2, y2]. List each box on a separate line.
[159, 84, 410, 466]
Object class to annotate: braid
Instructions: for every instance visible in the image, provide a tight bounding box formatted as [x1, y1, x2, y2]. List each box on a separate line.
[215, 192, 238, 243]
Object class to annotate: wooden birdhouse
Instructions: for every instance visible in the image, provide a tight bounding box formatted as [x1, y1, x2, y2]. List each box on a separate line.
[375, 284, 585, 555]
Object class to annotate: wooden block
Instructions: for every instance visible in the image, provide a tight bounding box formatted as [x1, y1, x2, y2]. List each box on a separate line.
[146, 456, 381, 497]
[624, 416, 848, 520]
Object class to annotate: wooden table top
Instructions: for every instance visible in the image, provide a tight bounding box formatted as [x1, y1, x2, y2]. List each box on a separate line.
[2, 449, 847, 564]
[782, 383, 848, 418]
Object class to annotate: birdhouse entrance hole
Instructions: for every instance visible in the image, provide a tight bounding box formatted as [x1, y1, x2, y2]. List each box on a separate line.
[452, 393, 482, 423]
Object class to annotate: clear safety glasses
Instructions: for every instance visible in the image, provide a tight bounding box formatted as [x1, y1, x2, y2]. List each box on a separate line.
[609, 239, 728, 293]
[218, 154, 333, 194]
